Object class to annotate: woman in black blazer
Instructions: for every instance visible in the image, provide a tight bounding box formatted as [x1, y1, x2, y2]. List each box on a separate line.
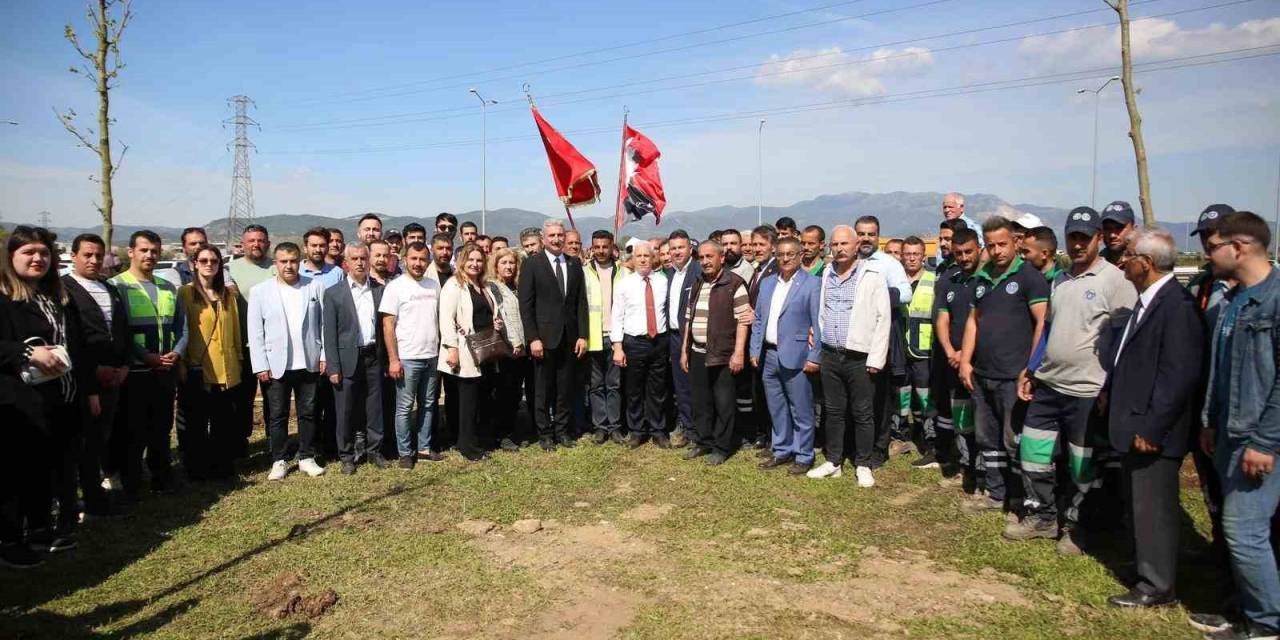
[0, 226, 95, 568]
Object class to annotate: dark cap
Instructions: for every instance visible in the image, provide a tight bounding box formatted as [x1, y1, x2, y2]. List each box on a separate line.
[1064, 206, 1101, 237]
[1100, 201, 1135, 226]
[1190, 203, 1236, 236]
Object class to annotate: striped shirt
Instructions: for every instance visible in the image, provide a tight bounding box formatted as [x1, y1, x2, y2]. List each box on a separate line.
[821, 266, 859, 348]
[689, 280, 749, 353]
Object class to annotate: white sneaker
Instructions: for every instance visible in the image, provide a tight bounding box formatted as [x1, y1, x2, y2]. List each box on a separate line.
[806, 461, 843, 479]
[101, 474, 123, 491]
[855, 466, 875, 488]
[268, 460, 289, 481]
[298, 458, 326, 477]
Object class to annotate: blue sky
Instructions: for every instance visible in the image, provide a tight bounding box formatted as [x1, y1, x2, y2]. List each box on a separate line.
[1, 0, 1278, 230]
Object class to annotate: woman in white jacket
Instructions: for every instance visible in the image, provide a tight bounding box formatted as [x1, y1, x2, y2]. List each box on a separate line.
[487, 248, 527, 451]
[439, 243, 503, 461]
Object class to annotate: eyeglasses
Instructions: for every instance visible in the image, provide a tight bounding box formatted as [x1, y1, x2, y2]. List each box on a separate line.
[1204, 239, 1234, 254]
[195, 258, 220, 265]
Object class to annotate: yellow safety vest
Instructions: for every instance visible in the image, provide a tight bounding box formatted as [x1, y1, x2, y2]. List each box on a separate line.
[111, 270, 180, 361]
[904, 270, 936, 359]
[582, 261, 628, 351]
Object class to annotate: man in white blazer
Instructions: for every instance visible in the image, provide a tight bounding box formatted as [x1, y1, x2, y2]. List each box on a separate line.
[248, 242, 328, 481]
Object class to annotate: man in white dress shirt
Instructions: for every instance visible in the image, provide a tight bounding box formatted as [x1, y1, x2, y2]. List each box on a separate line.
[613, 242, 671, 449]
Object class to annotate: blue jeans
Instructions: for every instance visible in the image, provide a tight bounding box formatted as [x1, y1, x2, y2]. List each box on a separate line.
[395, 358, 440, 457]
[1218, 439, 1280, 631]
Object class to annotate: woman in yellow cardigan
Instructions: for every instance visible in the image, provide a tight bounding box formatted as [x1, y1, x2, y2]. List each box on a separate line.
[178, 244, 242, 481]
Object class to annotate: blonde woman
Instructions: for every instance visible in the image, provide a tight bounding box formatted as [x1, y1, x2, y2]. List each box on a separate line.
[178, 244, 243, 481]
[439, 243, 503, 461]
[488, 247, 529, 450]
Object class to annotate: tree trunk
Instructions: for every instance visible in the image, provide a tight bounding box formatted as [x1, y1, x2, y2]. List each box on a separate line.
[95, 0, 114, 248]
[1114, 0, 1155, 226]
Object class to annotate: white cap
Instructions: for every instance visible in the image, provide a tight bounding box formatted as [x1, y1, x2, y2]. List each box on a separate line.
[624, 237, 645, 252]
[1013, 212, 1044, 230]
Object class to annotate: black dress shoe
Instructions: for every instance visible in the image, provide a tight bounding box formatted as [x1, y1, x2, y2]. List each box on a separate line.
[683, 446, 712, 460]
[706, 452, 729, 466]
[591, 430, 608, 445]
[787, 461, 813, 475]
[626, 434, 646, 449]
[758, 455, 794, 470]
[368, 453, 391, 469]
[751, 437, 770, 450]
[340, 461, 357, 475]
[540, 439, 558, 452]
[499, 438, 520, 452]
[755, 447, 774, 459]
[1106, 589, 1177, 608]
[652, 435, 672, 449]
[557, 436, 577, 448]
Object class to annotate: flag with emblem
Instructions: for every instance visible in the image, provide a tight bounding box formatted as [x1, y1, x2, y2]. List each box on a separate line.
[614, 117, 667, 232]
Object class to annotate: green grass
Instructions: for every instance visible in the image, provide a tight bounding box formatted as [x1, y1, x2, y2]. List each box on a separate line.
[0, 434, 1222, 639]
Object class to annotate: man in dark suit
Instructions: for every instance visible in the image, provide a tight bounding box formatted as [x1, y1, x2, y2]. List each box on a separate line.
[742, 225, 780, 449]
[1105, 227, 1205, 608]
[322, 243, 391, 474]
[663, 230, 701, 447]
[62, 233, 131, 516]
[518, 219, 590, 451]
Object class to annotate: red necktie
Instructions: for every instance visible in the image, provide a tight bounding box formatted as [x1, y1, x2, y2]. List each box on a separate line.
[644, 275, 657, 338]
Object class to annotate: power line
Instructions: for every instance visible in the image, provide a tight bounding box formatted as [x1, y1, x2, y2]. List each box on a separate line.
[277, 0, 955, 107]
[291, 0, 881, 104]
[273, 0, 1230, 133]
[264, 46, 1280, 156]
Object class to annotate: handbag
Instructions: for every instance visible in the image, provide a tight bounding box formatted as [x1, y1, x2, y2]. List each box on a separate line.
[21, 337, 71, 386]
[461, 286, 512, 366]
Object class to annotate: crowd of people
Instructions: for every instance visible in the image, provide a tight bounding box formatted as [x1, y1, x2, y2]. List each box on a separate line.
[1, 196, 1277, 639]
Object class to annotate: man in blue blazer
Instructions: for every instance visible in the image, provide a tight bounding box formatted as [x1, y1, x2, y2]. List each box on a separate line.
[750, 237, 823, 474]
[248, 242, 328, 481]
[663, 230, 701, 446]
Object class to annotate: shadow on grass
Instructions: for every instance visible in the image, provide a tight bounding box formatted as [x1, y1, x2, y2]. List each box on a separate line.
[1, 439, 455, 638]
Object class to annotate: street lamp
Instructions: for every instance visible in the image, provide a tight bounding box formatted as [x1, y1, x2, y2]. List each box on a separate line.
[757, 119, 766, 226]
[469, 88, 498, 234]
[1077, 75, 1120, 209]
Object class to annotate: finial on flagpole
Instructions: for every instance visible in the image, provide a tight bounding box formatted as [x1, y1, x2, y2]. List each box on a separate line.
[523, 83, 535, 107]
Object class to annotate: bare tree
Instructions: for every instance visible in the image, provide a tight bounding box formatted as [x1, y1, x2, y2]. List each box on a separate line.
[57, 0, 132, 248]
[1107, 0, 1155, 226]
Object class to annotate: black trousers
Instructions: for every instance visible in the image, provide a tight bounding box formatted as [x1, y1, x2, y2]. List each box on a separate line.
[0, 407, 47, 543]
[264, 370, 318, 462]
[688, 351, 737, 456]
[668, 331, 694, 432]
[622, 333, 669, 436]
[45, 400, 82, 534]
[333, 347, 385, 463]
[234, 351, 267, 456]
[121, 369, 177, 494]
[733, 360, 763, 444]
[820, 348, 876, 467]
[80, 385, 118, 514]
[178, 372, 239, 478]
[494, 356, 532, 445]
[1124, 452, 1183, 596]
[533, 338, 577, 442]
[972, 374, 1025, 505]
[452, 370, 493, 460]
[317, 376, 337, 459]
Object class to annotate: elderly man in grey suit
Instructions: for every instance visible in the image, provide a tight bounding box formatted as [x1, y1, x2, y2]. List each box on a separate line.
[248, 242, 328, 481]
[323, 243, 390, 475]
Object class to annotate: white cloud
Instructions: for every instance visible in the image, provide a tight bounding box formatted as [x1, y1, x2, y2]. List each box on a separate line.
[755, 46, 935, 96]
[1019, 17, 1280, 70]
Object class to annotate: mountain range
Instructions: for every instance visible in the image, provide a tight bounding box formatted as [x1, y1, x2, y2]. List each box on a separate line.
[44, 191, 1207, 250]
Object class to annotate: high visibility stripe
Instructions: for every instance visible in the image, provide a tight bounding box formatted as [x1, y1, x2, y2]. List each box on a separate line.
[112, 271, 178, 356]
[1068, 442, 1096, 485]
[904, 270, 936, 359]
[951, 395, 974, 434]
[1019, 427, 1058, 466]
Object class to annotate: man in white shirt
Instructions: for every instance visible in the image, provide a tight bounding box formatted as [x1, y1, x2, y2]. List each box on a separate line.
[380, 241, 445, 468]
[612, 242, 670, 449]
[750, 237, 822, 475]
[322, 243, 390, 475]
[247, 243, 328, 481]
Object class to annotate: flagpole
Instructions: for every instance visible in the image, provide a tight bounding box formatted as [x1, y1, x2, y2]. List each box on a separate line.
[614, 107, 630, 236]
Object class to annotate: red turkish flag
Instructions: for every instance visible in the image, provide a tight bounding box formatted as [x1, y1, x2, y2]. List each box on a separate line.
[618, 124, 666, 226]
[531, 106, 601, 209]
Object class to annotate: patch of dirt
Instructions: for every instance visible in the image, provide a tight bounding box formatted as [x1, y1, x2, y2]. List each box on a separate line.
[455, 519, 498, 536]
[888, 484, 927, 507]
[249, 572, 340, 621]
[620, 502, 674, 522]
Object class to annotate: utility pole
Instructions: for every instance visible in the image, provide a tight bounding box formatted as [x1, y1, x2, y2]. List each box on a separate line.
[1273, 149, 1279, 261]
[469, 89, 498, 234]
[1077, 76, 1120, 210]
[38, 211, 52, 228]
[1108, 0, 1155, 226]
[224, 95, 258, 252]
[757, 119, 766, 226]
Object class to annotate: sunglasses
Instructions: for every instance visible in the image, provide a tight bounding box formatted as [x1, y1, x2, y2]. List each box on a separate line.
[196, 258, 220, 265]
